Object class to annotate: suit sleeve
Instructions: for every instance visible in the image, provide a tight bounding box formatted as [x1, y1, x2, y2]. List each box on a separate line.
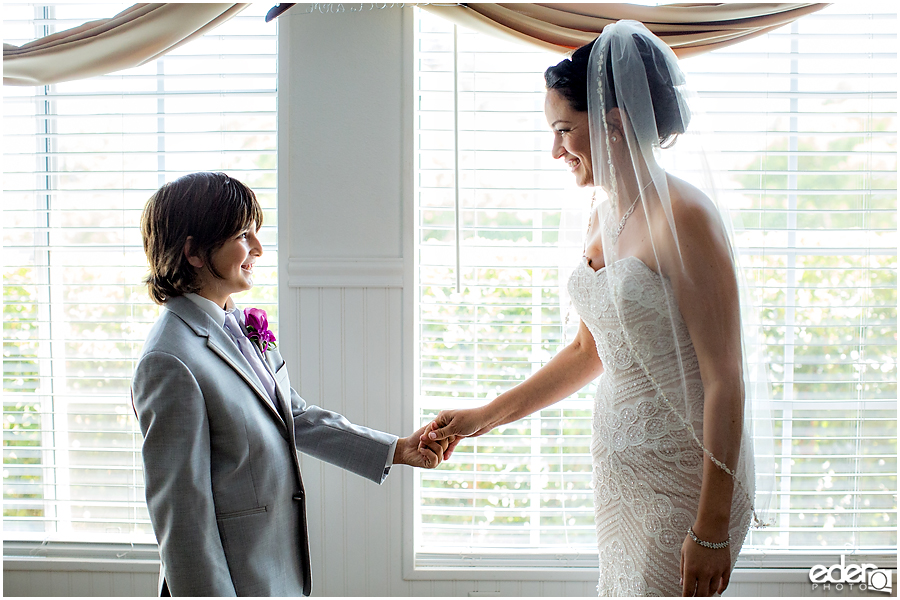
[132, 351, 237, 597]
[288, 388, 398, 484]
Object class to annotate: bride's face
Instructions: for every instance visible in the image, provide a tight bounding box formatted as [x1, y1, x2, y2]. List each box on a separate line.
[545, 89, 593, 187]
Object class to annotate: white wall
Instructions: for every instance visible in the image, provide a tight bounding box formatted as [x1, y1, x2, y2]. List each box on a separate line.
[1, 6, 869, 597]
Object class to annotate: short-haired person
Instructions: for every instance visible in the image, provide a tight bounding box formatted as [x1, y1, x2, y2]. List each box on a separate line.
[132, 171, 449, 596]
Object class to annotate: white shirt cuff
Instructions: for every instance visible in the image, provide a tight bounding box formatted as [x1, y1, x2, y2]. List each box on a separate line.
[383, 437, 398, 475]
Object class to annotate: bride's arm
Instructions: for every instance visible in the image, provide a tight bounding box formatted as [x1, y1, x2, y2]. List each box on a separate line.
[659, 191, 744, 597]
[423, 319, 603, 457]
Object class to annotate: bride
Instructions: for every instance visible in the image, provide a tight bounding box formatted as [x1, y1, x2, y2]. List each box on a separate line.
[422, 21, 761, 597]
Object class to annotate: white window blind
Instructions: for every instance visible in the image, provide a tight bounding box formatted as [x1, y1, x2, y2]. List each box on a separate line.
[413, 3, 896, 569]
[2, 3, 278, 544]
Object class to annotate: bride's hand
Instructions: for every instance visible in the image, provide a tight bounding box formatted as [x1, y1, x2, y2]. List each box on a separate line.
[680, 532, 732, 596]
[396, 424, 450, 468]
[419, 408, 494, 460]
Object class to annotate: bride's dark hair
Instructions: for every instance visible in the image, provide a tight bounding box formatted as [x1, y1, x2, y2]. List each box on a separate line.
[544, 32, 689, 146]
[543, 39, 596, 113]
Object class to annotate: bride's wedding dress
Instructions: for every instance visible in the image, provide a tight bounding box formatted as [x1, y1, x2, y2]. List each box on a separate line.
[569, 255, 754, 596]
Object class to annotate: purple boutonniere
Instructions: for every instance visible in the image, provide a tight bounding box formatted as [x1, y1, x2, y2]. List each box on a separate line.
[244, 307, 277, 353]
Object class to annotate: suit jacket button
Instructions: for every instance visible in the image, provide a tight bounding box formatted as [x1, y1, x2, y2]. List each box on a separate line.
[292, 491, 304, 501]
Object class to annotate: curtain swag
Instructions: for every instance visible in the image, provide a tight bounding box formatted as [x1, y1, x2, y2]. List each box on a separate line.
[420, 3, 831, 57]
[3, 3, 249, 86]
[3, 2, 829, 86]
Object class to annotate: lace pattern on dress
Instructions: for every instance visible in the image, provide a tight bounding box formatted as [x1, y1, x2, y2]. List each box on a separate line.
[570, 256, 753, 597]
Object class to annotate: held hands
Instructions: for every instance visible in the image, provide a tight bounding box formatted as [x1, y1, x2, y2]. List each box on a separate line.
[398, 407, 493, 469]
[417, 408, 494, 461]
[680, 528, 732, 596]
[394, 424, 453, 469]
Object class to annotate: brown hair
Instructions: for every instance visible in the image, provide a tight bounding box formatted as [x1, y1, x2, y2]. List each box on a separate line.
[140, 172, 263, 304]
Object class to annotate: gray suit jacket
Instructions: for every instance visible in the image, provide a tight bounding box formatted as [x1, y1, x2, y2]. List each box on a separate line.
[131, 296, 397, 596]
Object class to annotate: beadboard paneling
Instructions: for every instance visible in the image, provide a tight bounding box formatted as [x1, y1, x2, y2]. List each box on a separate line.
[289, 285, 406, 597]
[3, 561, 158, 597]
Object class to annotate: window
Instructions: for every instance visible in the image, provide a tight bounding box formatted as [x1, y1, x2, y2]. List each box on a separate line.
[413, 3, 896, 569]
[2, 3, 278, 544]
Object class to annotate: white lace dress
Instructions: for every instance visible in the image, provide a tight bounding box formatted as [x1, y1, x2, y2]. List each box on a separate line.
[568, 256, 753, 597]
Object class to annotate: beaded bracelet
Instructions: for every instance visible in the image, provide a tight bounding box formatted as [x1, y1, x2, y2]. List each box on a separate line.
[688, 527, 730, 550]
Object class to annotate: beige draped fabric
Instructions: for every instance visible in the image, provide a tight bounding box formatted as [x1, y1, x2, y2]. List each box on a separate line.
[3, 2, 828, 86]
[420, 3, 830, 57]
[3, 3, 248, 86]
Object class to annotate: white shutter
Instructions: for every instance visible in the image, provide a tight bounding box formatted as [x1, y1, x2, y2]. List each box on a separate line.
[413, 2, 896, 568]
[2, 3, 278, 543]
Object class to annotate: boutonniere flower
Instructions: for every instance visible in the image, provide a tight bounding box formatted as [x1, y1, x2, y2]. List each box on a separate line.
[244, 307, 277, 353]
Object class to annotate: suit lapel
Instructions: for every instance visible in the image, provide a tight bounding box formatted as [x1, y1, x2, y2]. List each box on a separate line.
[263, 347, 294, 430]
[165, 297, 287, 428]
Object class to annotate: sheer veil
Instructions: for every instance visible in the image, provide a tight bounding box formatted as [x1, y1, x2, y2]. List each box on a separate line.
[574, 20, 776, 530]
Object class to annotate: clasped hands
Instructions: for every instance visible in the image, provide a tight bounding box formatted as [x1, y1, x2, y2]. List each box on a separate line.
[393, 422, 454, 469]
[419, 407, 489, 460]
[396, 408, 483, 469]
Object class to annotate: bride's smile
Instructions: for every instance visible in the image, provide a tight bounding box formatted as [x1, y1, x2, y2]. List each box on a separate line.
[545, 87, 593, 187]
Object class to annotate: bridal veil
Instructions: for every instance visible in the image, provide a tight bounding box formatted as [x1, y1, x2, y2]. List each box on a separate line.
[569, 20, 776, 532]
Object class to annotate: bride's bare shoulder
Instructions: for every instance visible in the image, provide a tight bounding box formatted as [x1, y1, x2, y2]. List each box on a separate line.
[667, 176, 718, 220]
[654, 174, 732, 278]
[664, 175, 725, 239]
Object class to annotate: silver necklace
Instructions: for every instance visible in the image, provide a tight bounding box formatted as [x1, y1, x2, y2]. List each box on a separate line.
[605, 179, 654, 241]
